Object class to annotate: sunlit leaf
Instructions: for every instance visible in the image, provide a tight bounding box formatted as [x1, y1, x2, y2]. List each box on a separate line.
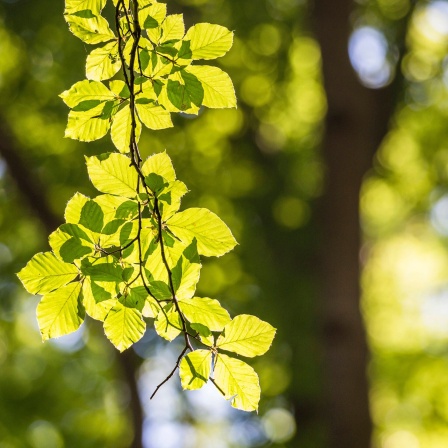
[111, 105, 142, 153]
[82, 276, 117, 321]
[167, 208, 237, 257]
[216, 315, 276, 357]
[186, 65, 236, 109]
[65, 0, 107, 14]
[179, 350, 212, 390]
[86, 153, 138, 198]
[65, 13, 115, 45]
[213, 354, 260, 412]
[179, 297, 231, 331]
[154, 305, 182, 341]
[136, 99, 173, 130]
[37, 282, 84, 341]
[183, 23, 233, 60]
[86, 41, 121, 81]
[17, 252, 79, 295]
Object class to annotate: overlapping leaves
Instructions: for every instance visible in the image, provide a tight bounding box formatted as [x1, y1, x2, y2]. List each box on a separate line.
[61, 0, 236, 152]
[17, 0, 276, 414]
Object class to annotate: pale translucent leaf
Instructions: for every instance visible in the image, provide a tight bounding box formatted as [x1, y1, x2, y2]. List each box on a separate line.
[158, 180, 188, 220]
[82, 276, 117, 321]
[17, 252, 79, 295]
[49, 224, 95, 263]
[179, 350, 212, 390]
[86, 41, 121, 81]
[60, 79, 115, 108]
[179, 297, 231, 331]
[154, 305, 182, 341]
[37, 282, 84, 341]
[184, 23, 233, 60]
[142, 151, 176, 182]
[186, 65, 236, 109]
[65, 103, 112, 142]
[216, 314, 276, 357]
[161, 14, 185, 43]
[65, 0, 106, 14]
[136, 100, 173, 130]
[171, 240, 201, 299]
[111, 105, 142, 153]
[104, 299, 146, 351]
[65, 13, 115, 45]
[213, 354, 260, 412]
[167, 208, 237, 257]
[86, 153, 138, 198]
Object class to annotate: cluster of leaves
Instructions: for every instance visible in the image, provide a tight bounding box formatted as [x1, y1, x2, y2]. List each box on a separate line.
[17, 0, 276, 412]
[62, 0, 236, 151]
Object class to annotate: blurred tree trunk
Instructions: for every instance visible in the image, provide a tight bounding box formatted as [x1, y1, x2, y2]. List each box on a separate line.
[313, 1, 402, 446]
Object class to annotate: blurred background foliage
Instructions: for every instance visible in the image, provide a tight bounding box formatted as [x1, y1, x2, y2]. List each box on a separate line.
[2, 0, 448, 447]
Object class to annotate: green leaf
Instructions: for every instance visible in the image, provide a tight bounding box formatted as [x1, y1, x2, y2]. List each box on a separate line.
[104, 297, 146, 352]
[140, 2, 167, 36]
[167, 208, 237, 257]
[158, 180, 188, 220]
[184, 23, 233, 60]
[179, 297, 231, 331]
[213, 354, 260, 412]
[17, 252, 79, 295]
[191, 323, 214, 347]
[86, 153, 138, 198]
[142, 151, 176, 182]
[136, 100, 173, 130]
[160, 14, 185, 43]
[111, 105, 142, 153]
[110, 80, 130, 98]
[86, 41, 121, 81]
[82, 276, 117, 321]
[165, 70, 204, 112]
[154, 305, 182, 341]
[49, 224, 94, 263]
[37, 282, 84, 341]
[179, 350, 212, 390]
[65, 102, 112, 142]
[65, 192, 89, 224]
[82, 256, 127, 283]
[171, 240, 201, 299]
[65, 13, 115, 44]
[186, 65, 236, 109]
[216, 315, 276, 357]
[60, 80, 116, 108]
[79, 199, 104, 232]
[65, 0, 107, 14]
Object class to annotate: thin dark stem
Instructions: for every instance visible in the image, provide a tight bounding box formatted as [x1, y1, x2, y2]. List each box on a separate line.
[150, 346, 189, 399]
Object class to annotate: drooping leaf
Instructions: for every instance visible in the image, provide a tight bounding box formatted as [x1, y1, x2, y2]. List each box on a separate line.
[65, 0, 107, 14]
[65, 102, 113, 142]
[104, 297, 146, 352]
[167, 208, 237, 257]
[179, 350, 212, 390]
[154, 305, 182, 341]
[216, 315, 276, 357]
[60, 80, 116, 108]
[65, 13, 115, 45]
[171, 239, 201, 299]
[183, 23, 233, 60]
[213, 354, 260, 412]
[111, 105, 142, 153]
[141, 151, 176, 182]
[86, 153, 138, 198]
[17, 252, 79, 295]
[82, 276, 117, 321]
[49, 224, 95, 263]
[86, 41, 121, 81]
[37, 282, 84, 341]
[179, 297, 231, 331]
[186, 65, 236, 109]
[136, 99, 173, 130]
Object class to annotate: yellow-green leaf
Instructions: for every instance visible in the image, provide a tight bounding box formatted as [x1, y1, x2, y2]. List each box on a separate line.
[37, 282, 84, 341]
[60, 79, 115, 108]
[179, 350, 212, 390]
[213, 354, 260, 412]
[179, 297, 231, 331]
[154, 305, 182, 341]
[167, 208, 237, 257]
[184, 23, 233, 60]
[136, 99, 173, 130]
[86, 41, 121, 81]
[82, 276, 117, 321]
[17, 252, 79, 295]
[142, 151, 176, 182]
[104, 299, 146, 352]
[216, 314, 276, 357]
[65, 0, 106, 14]
[186, 65, 236, 109]
[65, 103, 112, 142]
[65, 13, 115, 45]
[86, 153, 138, 198]
[111, 105, 142, 153]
